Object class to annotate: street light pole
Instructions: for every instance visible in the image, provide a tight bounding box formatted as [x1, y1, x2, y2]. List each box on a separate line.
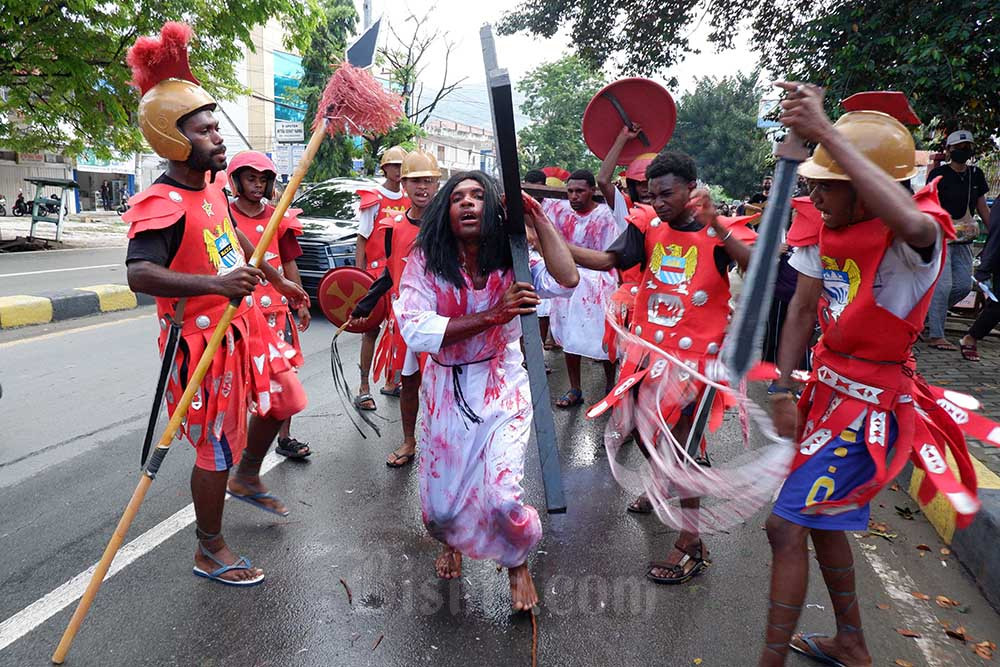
[363, 0, 372, 29]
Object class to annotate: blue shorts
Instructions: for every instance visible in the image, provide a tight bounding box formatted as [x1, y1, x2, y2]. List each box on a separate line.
[773, 414, 897, 531]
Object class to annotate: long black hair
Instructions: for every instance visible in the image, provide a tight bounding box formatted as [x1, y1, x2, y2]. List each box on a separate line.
[415, 170, 513, 288]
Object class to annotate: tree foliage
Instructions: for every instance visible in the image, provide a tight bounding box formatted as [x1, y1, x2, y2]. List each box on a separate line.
[298, 0, 358, 181]
[1, 0, 321, 158]
[499, 0, 1000, 140]
[670, 73, 771, 200]
[516, 55, 605, 173]
[761, 0, 1000, 143]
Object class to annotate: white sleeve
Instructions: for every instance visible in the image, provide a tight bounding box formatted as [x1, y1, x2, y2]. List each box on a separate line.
[394, 251, 449, 354]
[611, 189, 628, 225]
[357, 206, 376, 238]
[788, 244, 823, 279]
[529, 251, 574, 299]
[890, 225, 943, 271]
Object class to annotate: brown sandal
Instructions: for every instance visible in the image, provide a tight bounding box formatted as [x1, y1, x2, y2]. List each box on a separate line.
[646, 541, 710, 585]
[961, 341, 980, 361]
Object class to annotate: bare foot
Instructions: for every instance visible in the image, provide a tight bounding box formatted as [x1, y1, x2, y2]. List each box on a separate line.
[790, 633, 872, 667]
[435, 547, 462, 579]
[194, 537, 264, 584]
[227, 476, 288, 515]
[508, 563, 538, 611]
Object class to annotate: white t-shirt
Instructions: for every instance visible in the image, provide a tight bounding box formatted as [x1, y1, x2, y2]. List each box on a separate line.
[357, 185, 406, 239]
[611, 188, 629, 228]
[788, 225, 942, 319]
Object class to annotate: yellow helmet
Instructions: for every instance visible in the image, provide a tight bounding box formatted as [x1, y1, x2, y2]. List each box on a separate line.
[799, 110, 917, 182]
[380, 145, 408, 167]
[138, 79, 216, 161]
[401, 150, 441, 178]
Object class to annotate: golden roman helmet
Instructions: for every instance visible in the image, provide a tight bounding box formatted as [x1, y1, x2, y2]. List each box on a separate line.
[138, 81, 216, 161]
[127, 22, 217, 162]
[401, 150, 441, 179]
[798, 110, 917, 182]
[380, 145, 408, 167]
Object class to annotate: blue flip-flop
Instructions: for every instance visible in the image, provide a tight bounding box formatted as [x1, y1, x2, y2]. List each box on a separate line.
[227, 489, 290, 517]
[789, 633, 847, 667]
[193, 546, 264, 587]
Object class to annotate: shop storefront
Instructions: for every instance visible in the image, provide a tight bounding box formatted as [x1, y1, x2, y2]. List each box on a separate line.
[74, 151, 135, 212]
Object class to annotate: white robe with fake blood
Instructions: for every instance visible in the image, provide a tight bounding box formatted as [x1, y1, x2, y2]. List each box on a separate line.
[394, 250, 571, 567]
[543, 199, 624, 360]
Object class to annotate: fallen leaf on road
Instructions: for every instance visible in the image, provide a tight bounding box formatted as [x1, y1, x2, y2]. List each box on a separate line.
[339, 578, 352, 606]
[693, 660, 703, 665]
[890, 482, 901, 492]
[895, 505, 918, 520]
[946, 626, 968, 642]
[916, 544, 931, 551]
[911, 591, 931, 601]
[870, 520, 890, 532]
[936, 595, 960, 608]
[877, 603, 891, 610]
[896, 628, 922, 638]
[973, 640, 996, 659]
[894, 660, 915, 667]
[372, 634, 384, 651]
[941, 547, 952, 556]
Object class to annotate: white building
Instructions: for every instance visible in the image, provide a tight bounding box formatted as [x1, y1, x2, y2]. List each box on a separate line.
[418, 119, 496, 179]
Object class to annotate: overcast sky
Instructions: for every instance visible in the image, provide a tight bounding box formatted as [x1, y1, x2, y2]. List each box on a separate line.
[354, 0, 760, 96]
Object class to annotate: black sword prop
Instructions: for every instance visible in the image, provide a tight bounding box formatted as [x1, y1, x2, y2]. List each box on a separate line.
[601, 91, 651, 147]
[722, 131, 809, 383]
[140, 300, 185, 467]
[481, 24, 566, 513]
[684, 386, 717, 459]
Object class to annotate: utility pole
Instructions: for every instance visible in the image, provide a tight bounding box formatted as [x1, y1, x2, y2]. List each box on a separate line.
[363, 0, 372, 29]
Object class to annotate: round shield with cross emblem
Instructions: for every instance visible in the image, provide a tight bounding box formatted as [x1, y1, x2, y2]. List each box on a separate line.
[317, 266, 386, 333]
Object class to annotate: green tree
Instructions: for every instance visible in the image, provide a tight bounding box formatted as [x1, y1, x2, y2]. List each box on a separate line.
[499, 0, 1000, 140]
[760, 0, 1000, 143]
[517, 55, 606, 172]
[298, 0, 358, 181]
[670, 73, 771, 199]
[1, 0, 320, 158]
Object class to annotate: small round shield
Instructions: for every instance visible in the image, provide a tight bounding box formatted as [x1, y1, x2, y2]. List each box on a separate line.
[317, 266, 386, 333]
[582, 78, 677, 165]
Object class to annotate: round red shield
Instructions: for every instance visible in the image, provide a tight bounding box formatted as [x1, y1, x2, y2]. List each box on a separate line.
[582, 78, 677, 165]
[317, 266, 386, 333]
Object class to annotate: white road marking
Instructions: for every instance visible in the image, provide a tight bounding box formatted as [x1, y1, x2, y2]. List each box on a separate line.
[0, 451, 284, 652]
[0, 312, 152, 349]
[0, 264, 119, 278]
[857, 538, 957, 667]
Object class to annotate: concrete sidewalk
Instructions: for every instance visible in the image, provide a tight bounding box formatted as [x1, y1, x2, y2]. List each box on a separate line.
[909, 318, 1000, 611]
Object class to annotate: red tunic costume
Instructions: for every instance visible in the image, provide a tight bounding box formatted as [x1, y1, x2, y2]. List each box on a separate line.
[231, 203, 305, 366]
[125, 182, 305, 471]
[785, 183, 981, 526]
[356, 186, 410, 277]
[372, 212, 424, 380]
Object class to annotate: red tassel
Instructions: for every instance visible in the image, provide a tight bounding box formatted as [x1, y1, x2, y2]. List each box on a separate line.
[314, 62, 403, 137]
[127, 22, 199, 95]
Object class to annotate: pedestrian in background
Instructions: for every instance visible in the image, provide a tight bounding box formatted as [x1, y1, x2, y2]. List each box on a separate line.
[925, 129, 991, 351]
[99, 180, 112, 211]
[959, 200, 1000, 360]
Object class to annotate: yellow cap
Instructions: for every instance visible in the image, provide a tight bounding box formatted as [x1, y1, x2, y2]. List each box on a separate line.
[138, 78, 217, 161]
[799, 111, 917, 182]
[401, 150, 441, 178]
[380, 145, 407, 167]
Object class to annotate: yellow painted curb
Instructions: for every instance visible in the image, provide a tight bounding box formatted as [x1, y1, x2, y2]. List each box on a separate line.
[909, 448, 1000, 545]
[76, 284, 138, 312]
[0, 295, 53, 328]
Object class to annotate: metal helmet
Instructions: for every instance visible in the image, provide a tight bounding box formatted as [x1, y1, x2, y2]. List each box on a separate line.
[401, 150, 441, 179]
[227, 151, 278, 199]
[128, 23, 217, 162]
[380, 145, 408, 167]
[625, 153, 657, 182]
[798, 111, 917, 182]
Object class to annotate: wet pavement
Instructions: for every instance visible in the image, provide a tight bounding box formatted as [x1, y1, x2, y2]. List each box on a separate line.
[1, 311, 999, 666]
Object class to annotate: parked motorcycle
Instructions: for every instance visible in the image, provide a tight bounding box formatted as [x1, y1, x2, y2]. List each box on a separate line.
[12, 192, 28, 216]
[0, 194, 6, 217]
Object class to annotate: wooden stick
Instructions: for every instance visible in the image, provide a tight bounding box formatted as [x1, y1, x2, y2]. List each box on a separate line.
[51, 121, 328, 665]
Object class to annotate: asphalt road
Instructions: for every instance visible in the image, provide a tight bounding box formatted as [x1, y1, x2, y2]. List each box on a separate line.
[0, 247, 127, 297]
[1, 308, 998, 667]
